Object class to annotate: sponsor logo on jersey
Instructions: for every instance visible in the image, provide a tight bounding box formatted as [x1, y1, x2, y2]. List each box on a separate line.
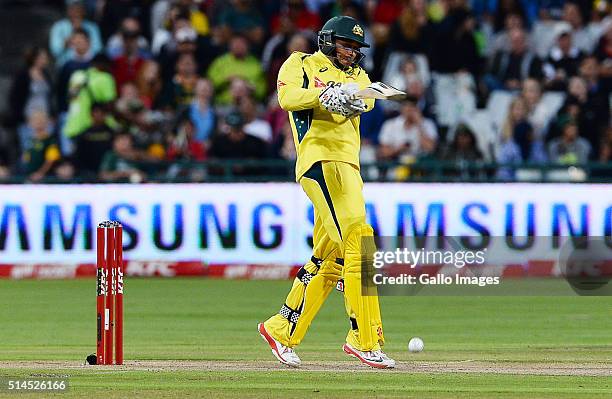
[314, 77, 326, 88]
[277, 80, 286, 88]
[319, 67, 328, 72]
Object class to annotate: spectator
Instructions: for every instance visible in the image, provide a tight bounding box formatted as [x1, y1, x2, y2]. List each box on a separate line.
[239, 95, 273, 143]
[54, 159, 76, 182]
[544, 29, 584, 90]
[439, 124, 484, 179]
[263, 33, 312, 96]
[57, 28, 94, 112]
[365, 0, 400, 76]
[520, 78, 556, 139]
[187, 79, 216, 144]
[578, 56, 611, 145]
[136, 60, 163, 109]
[431, 8, 482, 80]
[99, 132, 147, 182]
[387, 0, 434, 54]
[115, 82, 159, 149]
[271, 118, 296, 161]
[378, 98, 437, 162]
[74, 103, 115, 177]
[492, 0, 527, 33]
[159, 53, 198, 109]
[217, 78, 256, 116]
[547, 95, 580, 140]
[599, 126, 612, 163]
[166, 118, 206, 161]
[270, 0, 321, 35]
[548, 120, 591, 164]
[161, 0, 210, 36]
[209, 111, 268, 176]
[264, 92, 288, 141]
[579, 56, 609, 102]
[107, 17, 150, 60]
[7, 47, 53, 151]
[151, 4, 190, 55]
[97, 0, 148, 41]
[262, 15, 298, 73]
[594, 23, 612, 92]
[439, 124, 484, 162]
[315, 0, 359, 23]
[0, 164, 10, 181]
[560, 75, 607, 155]
[562, 2, 599, 54]
[387, 56, 422, 93]
[20, 111, 61, 182]
[487, 28, 544, 91]
[487, 13, 528, 55]
[115, 82, 145, 117]
[215, 0, 266, 48]
[207, 36, 266, 105]
[366, 0, 402, 27]
[111, 19, 149, 91]
[537, 0, 566, 21]
[387, 56, 435, 117]
[63, 54, 117, 149]
[497, 97, 545, 163]
[49, 0, 103, 68]
[158, 24, 199, 82]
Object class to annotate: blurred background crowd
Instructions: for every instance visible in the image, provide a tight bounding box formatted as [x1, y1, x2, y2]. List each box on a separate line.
[0, 0, 610, 183]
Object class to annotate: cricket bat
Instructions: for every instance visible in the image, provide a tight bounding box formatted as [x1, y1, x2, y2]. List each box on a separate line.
[352, 82, 407, 101]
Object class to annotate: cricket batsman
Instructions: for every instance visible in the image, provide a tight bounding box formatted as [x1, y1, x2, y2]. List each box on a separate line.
[257, 15, 395, 369]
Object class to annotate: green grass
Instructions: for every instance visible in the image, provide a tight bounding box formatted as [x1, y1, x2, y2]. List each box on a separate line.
[0, 278, 611, 398]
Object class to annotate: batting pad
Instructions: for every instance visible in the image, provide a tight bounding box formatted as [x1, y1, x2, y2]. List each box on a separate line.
[343, 223, 384, 351]
[263, 258, 342, 347]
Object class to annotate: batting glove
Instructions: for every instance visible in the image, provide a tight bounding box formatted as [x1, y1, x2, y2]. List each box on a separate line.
[319, 85, 354, 118]
[344, 97, 367, 115]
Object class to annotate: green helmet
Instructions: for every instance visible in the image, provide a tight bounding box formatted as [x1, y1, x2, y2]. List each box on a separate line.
[318, 16, 369, 66]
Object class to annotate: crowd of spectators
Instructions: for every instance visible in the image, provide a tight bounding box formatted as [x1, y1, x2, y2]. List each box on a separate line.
[1, 0, 611, 183]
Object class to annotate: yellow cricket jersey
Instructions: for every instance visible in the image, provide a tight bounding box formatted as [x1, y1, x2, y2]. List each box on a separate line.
[277, 51, 374, 180]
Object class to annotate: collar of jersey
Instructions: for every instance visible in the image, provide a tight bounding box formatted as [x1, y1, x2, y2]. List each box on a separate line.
[312, 51, 357, 76]
[312, 51, 335, 68]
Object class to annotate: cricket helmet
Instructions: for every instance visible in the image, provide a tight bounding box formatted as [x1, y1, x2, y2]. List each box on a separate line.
[317, 16, 368, 66]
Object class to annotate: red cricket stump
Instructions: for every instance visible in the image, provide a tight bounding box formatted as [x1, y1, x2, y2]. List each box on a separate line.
[115, 225, 124, 365]
[96, 221, 124, 366]
[105, 227, 115, 365]
[96, 227, 106, 365]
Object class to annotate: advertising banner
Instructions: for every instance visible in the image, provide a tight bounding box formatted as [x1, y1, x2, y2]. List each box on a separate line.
[0, 183, 610, 279]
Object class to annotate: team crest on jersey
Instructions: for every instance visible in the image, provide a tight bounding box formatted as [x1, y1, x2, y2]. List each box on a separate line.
[352, 24, 364, 37]
[314, 77, 326, 88]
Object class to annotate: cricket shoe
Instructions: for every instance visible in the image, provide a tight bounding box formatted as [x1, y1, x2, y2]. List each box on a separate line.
[257, 323, 301, 367]
[342, 342, 396, 369]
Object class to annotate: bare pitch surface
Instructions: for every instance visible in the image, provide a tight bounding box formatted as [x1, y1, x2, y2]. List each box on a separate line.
[0, 278, 610, 397]
[1, 359, 611, 376]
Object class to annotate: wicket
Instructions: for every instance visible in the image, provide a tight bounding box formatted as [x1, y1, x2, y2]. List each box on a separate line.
[96, 221, 124, 365]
